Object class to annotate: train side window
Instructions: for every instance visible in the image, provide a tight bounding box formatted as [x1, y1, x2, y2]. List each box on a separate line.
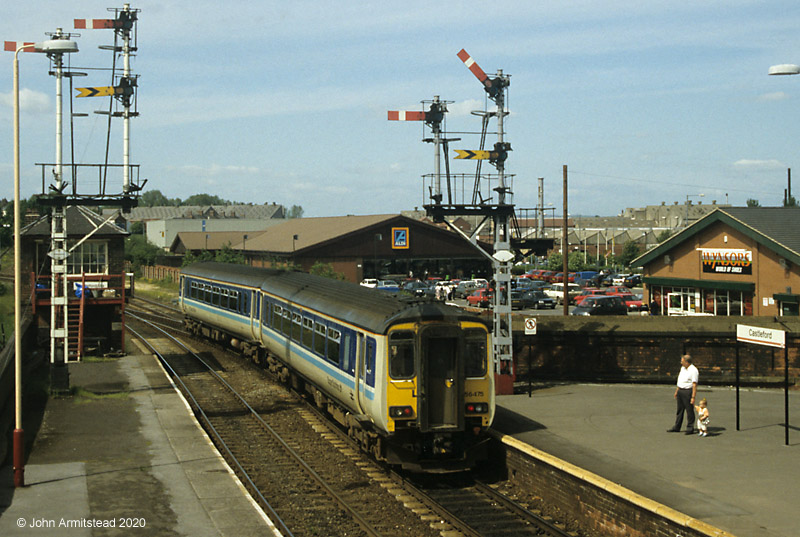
[327, 328, 341, 365]
[272, 304, 282, 332]
[464, 328, 488, 377]
[282, 309, 291, 335]
[302, 317, 314, 348]
[222, 289, 230, 310]
[292, 312, 302, 341]
[389, 331, 415, 379]
[314, 322, 326, 356]
[212, 287, 221, 306]
[232, 291, 240, 313]
[366, 338, 375, 377]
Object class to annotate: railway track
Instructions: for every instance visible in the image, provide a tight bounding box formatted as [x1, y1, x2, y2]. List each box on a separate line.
[127, 296, 588, 537]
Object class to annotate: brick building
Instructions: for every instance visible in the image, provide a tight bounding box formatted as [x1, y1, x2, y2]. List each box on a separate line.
[634, 207, 800, 317]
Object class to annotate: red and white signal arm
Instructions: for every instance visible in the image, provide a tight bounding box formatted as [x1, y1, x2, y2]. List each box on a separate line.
[524, 318, 537, 335]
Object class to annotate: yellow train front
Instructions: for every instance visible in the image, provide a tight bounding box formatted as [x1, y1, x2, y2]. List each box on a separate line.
[381, 313, 495, 471]
[179, 262, 494, 472]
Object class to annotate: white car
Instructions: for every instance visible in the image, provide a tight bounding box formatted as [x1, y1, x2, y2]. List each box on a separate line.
[360, 278, 378, 288]
[545, 283, 581, 304]
[612, 274, 631, 286]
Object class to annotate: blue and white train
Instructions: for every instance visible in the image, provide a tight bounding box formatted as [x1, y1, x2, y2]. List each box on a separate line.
[179, 262, 495, 471]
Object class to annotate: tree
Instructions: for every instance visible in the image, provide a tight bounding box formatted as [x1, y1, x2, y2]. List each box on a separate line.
[183, 193, 232, 206]
[784, 195, 798, 207]
[309, 261, 345, 280]
[181, 249, 214, 267]
[125, 235, 163, 269]
[140, 189, 178, 207]
[619, 241, 642, 268]
[746, 198, 760, 207]
[656, 230, 672, 243]
[288, 205, 304, 219]
[214, 243, 246, 265]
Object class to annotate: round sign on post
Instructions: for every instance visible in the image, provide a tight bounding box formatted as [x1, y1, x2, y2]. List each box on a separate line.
[524, 317, 537, 335]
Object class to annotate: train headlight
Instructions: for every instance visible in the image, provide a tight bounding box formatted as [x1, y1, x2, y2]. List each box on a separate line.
[389, 406, 414, 419]
[466, 402, 489, 414]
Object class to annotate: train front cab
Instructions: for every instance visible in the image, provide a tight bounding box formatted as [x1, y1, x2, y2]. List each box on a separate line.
[385, 319, 494, 471]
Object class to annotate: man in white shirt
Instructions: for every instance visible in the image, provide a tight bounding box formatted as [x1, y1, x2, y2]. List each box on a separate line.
[667, 354, 699, 434]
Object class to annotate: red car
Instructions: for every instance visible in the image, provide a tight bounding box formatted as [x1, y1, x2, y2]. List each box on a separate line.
[573, 288, 606, 306]
[616, 292, 645, 311]
[467, 288, 492, 308]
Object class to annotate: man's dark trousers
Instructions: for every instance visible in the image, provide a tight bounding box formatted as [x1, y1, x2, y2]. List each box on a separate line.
[673, 388, 695, 432]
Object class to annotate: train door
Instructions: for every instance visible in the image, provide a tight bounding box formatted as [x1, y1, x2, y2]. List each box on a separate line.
[418, 325, 463, 432]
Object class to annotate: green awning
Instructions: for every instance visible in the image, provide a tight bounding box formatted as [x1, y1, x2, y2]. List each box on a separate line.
[643, 276, 755, 292]
[773, 293, 800, 304]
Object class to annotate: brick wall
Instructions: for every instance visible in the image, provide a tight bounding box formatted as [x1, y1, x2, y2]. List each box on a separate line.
[496, 436, 730, 537]
[511, 316, 799, 386]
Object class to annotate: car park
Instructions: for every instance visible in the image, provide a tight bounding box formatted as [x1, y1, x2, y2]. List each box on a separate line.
[571, 295, 629, 316]
[511, 289, 556, 310]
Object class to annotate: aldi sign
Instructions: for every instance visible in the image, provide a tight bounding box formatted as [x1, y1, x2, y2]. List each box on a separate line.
[699, 248, 752, 275]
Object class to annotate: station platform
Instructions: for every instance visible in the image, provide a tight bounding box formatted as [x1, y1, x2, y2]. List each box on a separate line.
[493, 383, 800, 537]
[0, 352, 278, 536]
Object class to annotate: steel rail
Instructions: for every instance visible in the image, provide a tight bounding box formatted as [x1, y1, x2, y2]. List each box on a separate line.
[127, 323, 292, 537]
[128, 314, 384, 537]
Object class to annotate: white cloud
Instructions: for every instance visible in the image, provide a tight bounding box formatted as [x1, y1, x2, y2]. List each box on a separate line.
[759, 91, 790, 102]
[167, 164, 262, 177]
[0, 88, 50, 113]
[733, 159, 784, 169]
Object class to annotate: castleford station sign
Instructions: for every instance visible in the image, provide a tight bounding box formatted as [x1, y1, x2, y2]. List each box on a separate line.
[736, 324, 785, 348]
[698, 248, 753, 275]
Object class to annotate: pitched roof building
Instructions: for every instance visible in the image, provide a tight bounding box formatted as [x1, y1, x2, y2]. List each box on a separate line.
[633, 207, 800, 316]
[172, 214, 495, 283]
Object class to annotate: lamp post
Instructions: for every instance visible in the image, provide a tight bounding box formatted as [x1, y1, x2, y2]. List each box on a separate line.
[12, 41, 35, 490]
[10, 35, 78, 488]
[685, 193, 704, 228]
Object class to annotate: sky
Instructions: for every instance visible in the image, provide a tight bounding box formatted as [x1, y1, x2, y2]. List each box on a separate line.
[3, 1, 800, 218]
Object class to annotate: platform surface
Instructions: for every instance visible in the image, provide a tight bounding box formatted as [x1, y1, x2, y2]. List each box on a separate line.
[0, 354, 278, 536]
[494, 383, 800, 537]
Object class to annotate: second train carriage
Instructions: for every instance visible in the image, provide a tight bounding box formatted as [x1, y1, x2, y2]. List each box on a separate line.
[179, 262, 494, 471]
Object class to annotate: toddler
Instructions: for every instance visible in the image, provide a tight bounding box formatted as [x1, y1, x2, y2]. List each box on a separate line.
[695, 398, 710, 437]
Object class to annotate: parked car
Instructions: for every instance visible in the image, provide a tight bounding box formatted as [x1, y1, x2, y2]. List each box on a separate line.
[455, 280, 484, 298]
[571, 295, 629, 316]
[616, 292, 645, 311]
[511, 290, 556, 310]
[604, 286, 631, 296]
[467, 288, 492, 308]
[360, 278, 378, 288]
[376, 280, 400, 292]
[612, 273, 631, 286]
[545, 283, 581, 304]
[624, 274, 642, 287]
[403, 281, 434, 297]
[573, 288, 606, 306]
